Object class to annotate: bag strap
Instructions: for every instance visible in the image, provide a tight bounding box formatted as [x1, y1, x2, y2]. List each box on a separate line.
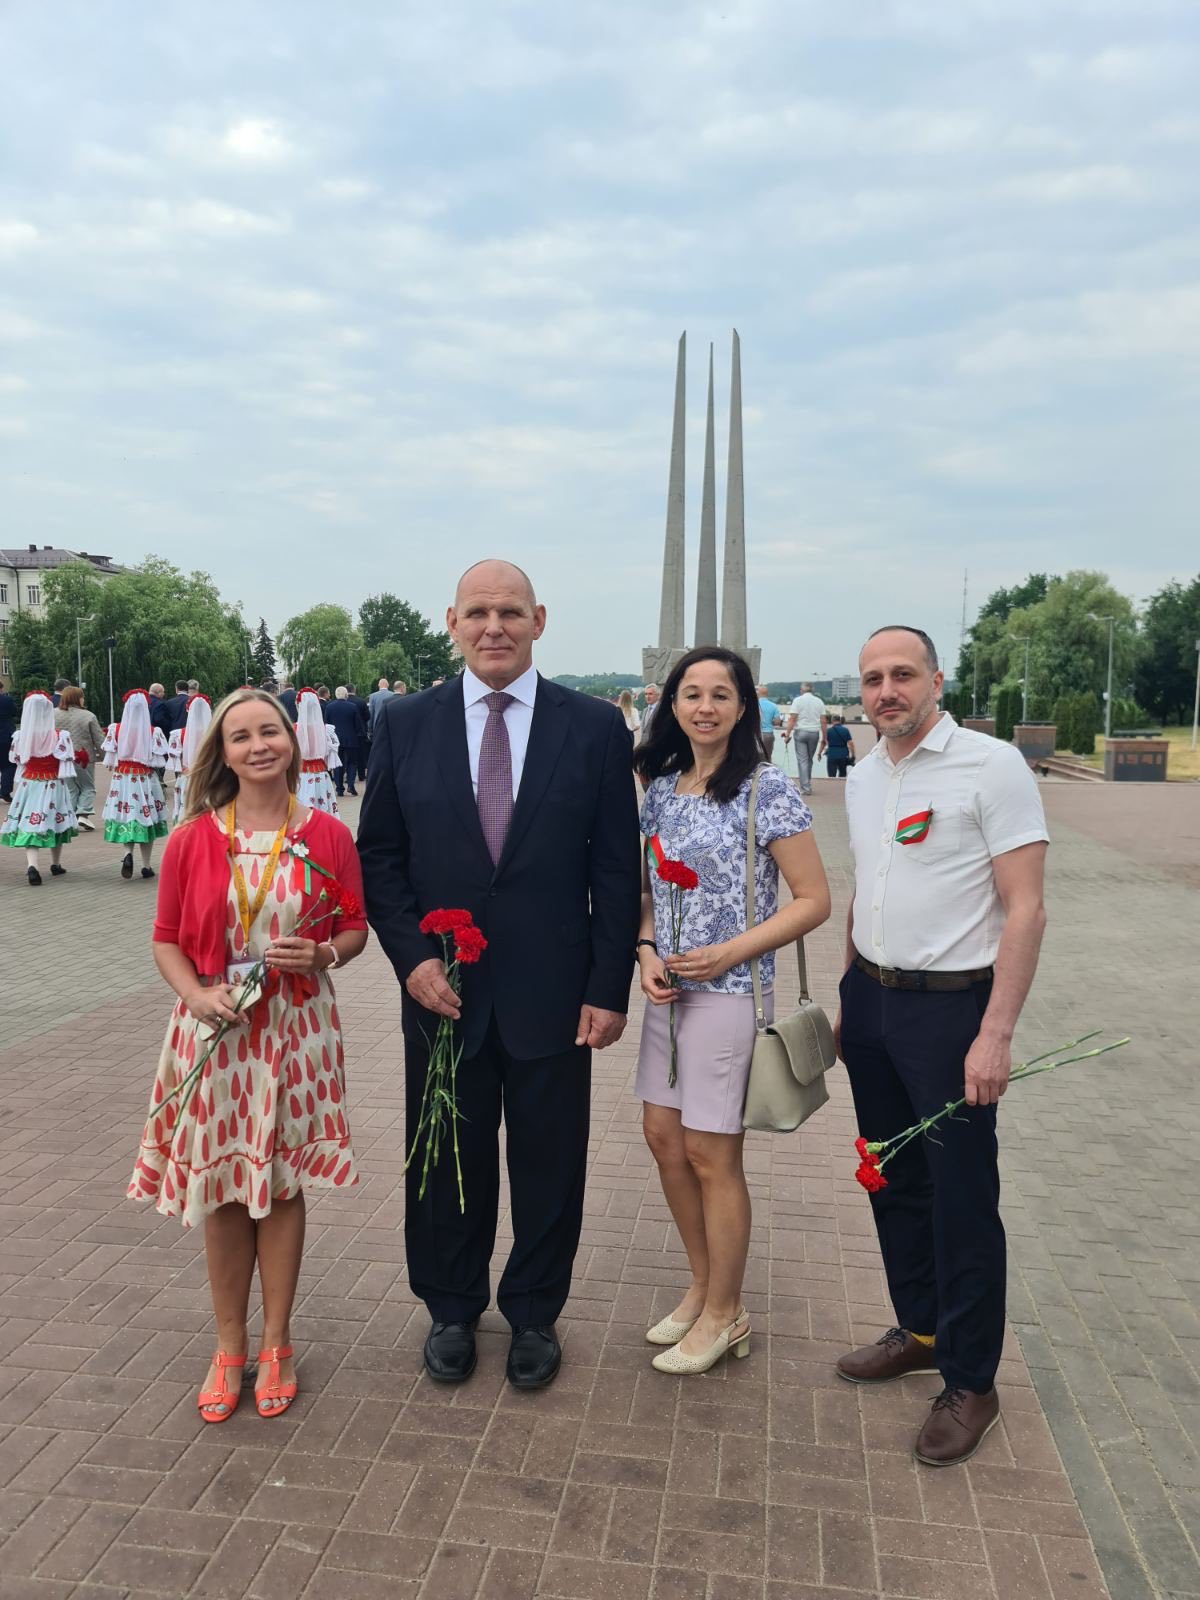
[746, 766, 810, 1034]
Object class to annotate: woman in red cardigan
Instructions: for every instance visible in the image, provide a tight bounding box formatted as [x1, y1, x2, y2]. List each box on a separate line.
[128, 687, 369, 1424]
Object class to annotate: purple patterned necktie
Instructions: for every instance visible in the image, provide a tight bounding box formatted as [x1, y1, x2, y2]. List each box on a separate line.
[477, 691, 515, 863]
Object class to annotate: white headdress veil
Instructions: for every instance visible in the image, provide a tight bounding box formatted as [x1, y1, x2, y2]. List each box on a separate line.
[14, 691, 56, 763]
[116, 691, 154, 764]
[181, 694, 213, 771]
[296, 690, 326, 761]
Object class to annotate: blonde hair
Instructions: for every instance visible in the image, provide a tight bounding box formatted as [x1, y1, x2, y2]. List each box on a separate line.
[617, 689, 634, 712]
[183, 688, 300, 822]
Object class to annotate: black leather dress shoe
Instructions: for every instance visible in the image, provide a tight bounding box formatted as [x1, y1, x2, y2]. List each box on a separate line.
[506, 1326, 561, 1389]
[423, 1320, 477, 1383]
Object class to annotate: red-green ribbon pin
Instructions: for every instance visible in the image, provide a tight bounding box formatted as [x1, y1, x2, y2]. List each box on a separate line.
[646, 834, 666, 873]
[895, 807, 934, 845]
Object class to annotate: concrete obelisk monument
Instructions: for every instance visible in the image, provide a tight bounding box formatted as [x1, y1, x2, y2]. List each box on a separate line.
[643, 329, 759, 682]
[642, 332, 688, 686]
[719, 330, 760, 679]
[694, 344, 719, 646]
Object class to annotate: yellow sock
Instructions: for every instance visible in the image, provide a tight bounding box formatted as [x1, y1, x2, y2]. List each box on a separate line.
[909, 1332, 935, 1347]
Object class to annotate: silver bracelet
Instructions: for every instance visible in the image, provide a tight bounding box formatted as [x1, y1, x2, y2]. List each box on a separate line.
[321, 941, 342, 970]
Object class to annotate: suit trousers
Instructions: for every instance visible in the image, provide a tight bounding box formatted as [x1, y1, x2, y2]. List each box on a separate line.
[839, 962, 1005, 1394]
[335, 749, 359, 794]
[404, 1011, 591, 1327]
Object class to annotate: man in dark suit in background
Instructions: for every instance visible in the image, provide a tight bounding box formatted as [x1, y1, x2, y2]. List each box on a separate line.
[158, 679, 190, 736]
[324, 686, 368, 796]
[0, 677, 16, 802]
[359, 560, 641, 1389]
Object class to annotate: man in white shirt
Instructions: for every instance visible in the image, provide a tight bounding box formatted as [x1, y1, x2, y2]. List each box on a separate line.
[783, 683, 826, 794]
[834, 625, 1048, 1467]
[358, 560, 641, 1393]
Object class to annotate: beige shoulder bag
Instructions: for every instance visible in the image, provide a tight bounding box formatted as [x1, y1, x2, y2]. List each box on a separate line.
[741, 766, 835, 1133]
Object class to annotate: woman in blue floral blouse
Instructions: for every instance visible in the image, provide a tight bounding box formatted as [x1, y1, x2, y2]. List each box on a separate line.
[633, 647, 831, 1374]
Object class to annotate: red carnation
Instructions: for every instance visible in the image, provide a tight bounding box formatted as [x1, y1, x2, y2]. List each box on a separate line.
[420, 909, 473, 936]
[855, 1136, 869, 1157]
[453, 926, 487, 965]
[657, 859, 699, 890]
[855, 1160, 888, 1193]
[335, 888, 363, 920]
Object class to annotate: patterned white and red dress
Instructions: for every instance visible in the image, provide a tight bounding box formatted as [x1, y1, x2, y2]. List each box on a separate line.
[128, 813, 362, 1227]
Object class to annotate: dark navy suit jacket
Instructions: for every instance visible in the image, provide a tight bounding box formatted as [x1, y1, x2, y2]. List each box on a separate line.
[357, 673, 641, 1060]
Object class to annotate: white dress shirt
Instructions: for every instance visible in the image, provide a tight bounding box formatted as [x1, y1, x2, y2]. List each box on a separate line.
[462, 663, 539, 801]
[845, 713, 1049, 971]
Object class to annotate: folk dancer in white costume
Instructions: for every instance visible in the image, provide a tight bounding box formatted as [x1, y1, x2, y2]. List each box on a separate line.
[168, 693, 213, 825]
[1, 690, 78, 886]
[295, 688, 341, 815]
[103, 688, 169, 880]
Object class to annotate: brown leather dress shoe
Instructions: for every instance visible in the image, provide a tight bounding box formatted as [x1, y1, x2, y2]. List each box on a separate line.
[914, 1386, 1000, 1466]
[837, 1327, 939, 1384]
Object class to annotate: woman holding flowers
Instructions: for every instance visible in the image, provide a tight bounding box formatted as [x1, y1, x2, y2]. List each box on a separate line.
[633, 647, 831, 1374]
[127, 687, 368, 1424]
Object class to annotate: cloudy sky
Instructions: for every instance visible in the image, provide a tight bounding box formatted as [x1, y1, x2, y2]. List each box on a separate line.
[2, 0, 1197, 679]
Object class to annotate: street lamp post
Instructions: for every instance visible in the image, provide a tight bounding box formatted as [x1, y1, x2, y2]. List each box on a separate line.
[1088, 614, 1115, 740]
[101, 637, 117, 725]
[415, 654, 428, 691]
[75, 613, 95, 688]
[1192, 639, 1200, 752]
[1012, 637, 1031, 723]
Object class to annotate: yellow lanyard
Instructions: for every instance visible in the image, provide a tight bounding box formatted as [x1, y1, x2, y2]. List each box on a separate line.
[226, 795, 295, 945]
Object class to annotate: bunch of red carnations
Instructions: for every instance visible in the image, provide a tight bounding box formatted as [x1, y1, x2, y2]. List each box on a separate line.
[407, 909, 489, 1213]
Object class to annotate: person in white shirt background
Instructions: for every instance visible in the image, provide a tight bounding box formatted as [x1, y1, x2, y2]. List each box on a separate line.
[833, 624, 1049, 1469]
[782, 683, 827, 795]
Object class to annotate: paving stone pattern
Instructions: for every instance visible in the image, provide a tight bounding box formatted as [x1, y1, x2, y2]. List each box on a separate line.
[0, 773, 1190, 1598]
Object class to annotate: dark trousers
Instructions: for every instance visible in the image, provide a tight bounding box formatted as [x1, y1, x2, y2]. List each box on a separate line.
[827, 755, 849, 778]
[335, 750, 359, 794]
[0, 750, 13, 801]
[840, 961, 1004, 1394]
[403, 1011, 591, 1327]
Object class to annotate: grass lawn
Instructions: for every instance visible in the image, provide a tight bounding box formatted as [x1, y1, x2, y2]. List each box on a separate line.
[1080, 726, 1200, 781]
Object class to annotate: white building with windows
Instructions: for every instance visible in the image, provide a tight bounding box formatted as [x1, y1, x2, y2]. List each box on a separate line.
[0, 545, 125, 680]
[831, 674, 859, 701]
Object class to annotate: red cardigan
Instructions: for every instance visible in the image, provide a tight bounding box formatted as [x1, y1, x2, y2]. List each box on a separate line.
[153, 807, 368, 978]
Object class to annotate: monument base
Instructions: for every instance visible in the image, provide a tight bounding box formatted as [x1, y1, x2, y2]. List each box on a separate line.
[642, 646, 687, 686]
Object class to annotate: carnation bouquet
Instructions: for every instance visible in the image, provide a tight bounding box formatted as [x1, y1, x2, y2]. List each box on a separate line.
[406, 909, 488, 1213]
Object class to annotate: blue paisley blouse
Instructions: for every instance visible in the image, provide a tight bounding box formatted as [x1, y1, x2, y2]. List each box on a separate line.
[640, 764, 813, 995]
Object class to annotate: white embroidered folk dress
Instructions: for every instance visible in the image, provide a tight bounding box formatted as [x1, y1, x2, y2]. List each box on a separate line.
[0, 729, 78, 849]
[102, 721, 169, 843]
[128, 821, 359, 1227]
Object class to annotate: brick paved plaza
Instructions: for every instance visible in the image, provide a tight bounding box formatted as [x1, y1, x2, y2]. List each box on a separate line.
[2, 773, 1197, 1600]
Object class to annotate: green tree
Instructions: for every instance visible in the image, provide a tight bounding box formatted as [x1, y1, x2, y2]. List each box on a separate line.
[251, 618, 277, 682]
[1135, 576, 1200, 723]
[958, 574, 1053, 689]
[994, 684, 1020, 743]
[358, 593, 454, 682]
[1003, 571, 1138, 709]
[5, 612, 55, 695]
[277, 604, 371, 689]
[363, 640, 415, 686]
[36, 558, 246, 716]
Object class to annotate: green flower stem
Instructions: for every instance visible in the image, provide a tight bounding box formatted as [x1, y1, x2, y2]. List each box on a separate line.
[403, 939, 467, 1214]
[869, 1034, 1130, 1170]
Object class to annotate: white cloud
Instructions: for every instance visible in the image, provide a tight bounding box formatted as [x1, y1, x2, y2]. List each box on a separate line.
[0, 220, 39, 256]
[163, 115, 299, 168]
[999, 164, 1144, 201]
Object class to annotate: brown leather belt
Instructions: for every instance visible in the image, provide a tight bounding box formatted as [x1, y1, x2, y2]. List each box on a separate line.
[854, 954, 993, 992]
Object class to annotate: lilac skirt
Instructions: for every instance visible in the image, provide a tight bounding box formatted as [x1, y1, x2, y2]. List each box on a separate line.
[635, 988, 774, 1134]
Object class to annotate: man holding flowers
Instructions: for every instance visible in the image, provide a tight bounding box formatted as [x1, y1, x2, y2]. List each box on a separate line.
[359, 560, 641, 1389]
[834, 625, 1049, 1466]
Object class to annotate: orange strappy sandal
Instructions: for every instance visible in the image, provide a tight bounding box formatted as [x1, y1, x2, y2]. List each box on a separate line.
[197, 1350, 246, 1424]
[255, 1344, 298, 1418]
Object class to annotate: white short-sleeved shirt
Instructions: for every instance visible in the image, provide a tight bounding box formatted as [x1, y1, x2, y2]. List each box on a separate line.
[845, 713, 1049, 971]
[789, 692, 825, 732]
